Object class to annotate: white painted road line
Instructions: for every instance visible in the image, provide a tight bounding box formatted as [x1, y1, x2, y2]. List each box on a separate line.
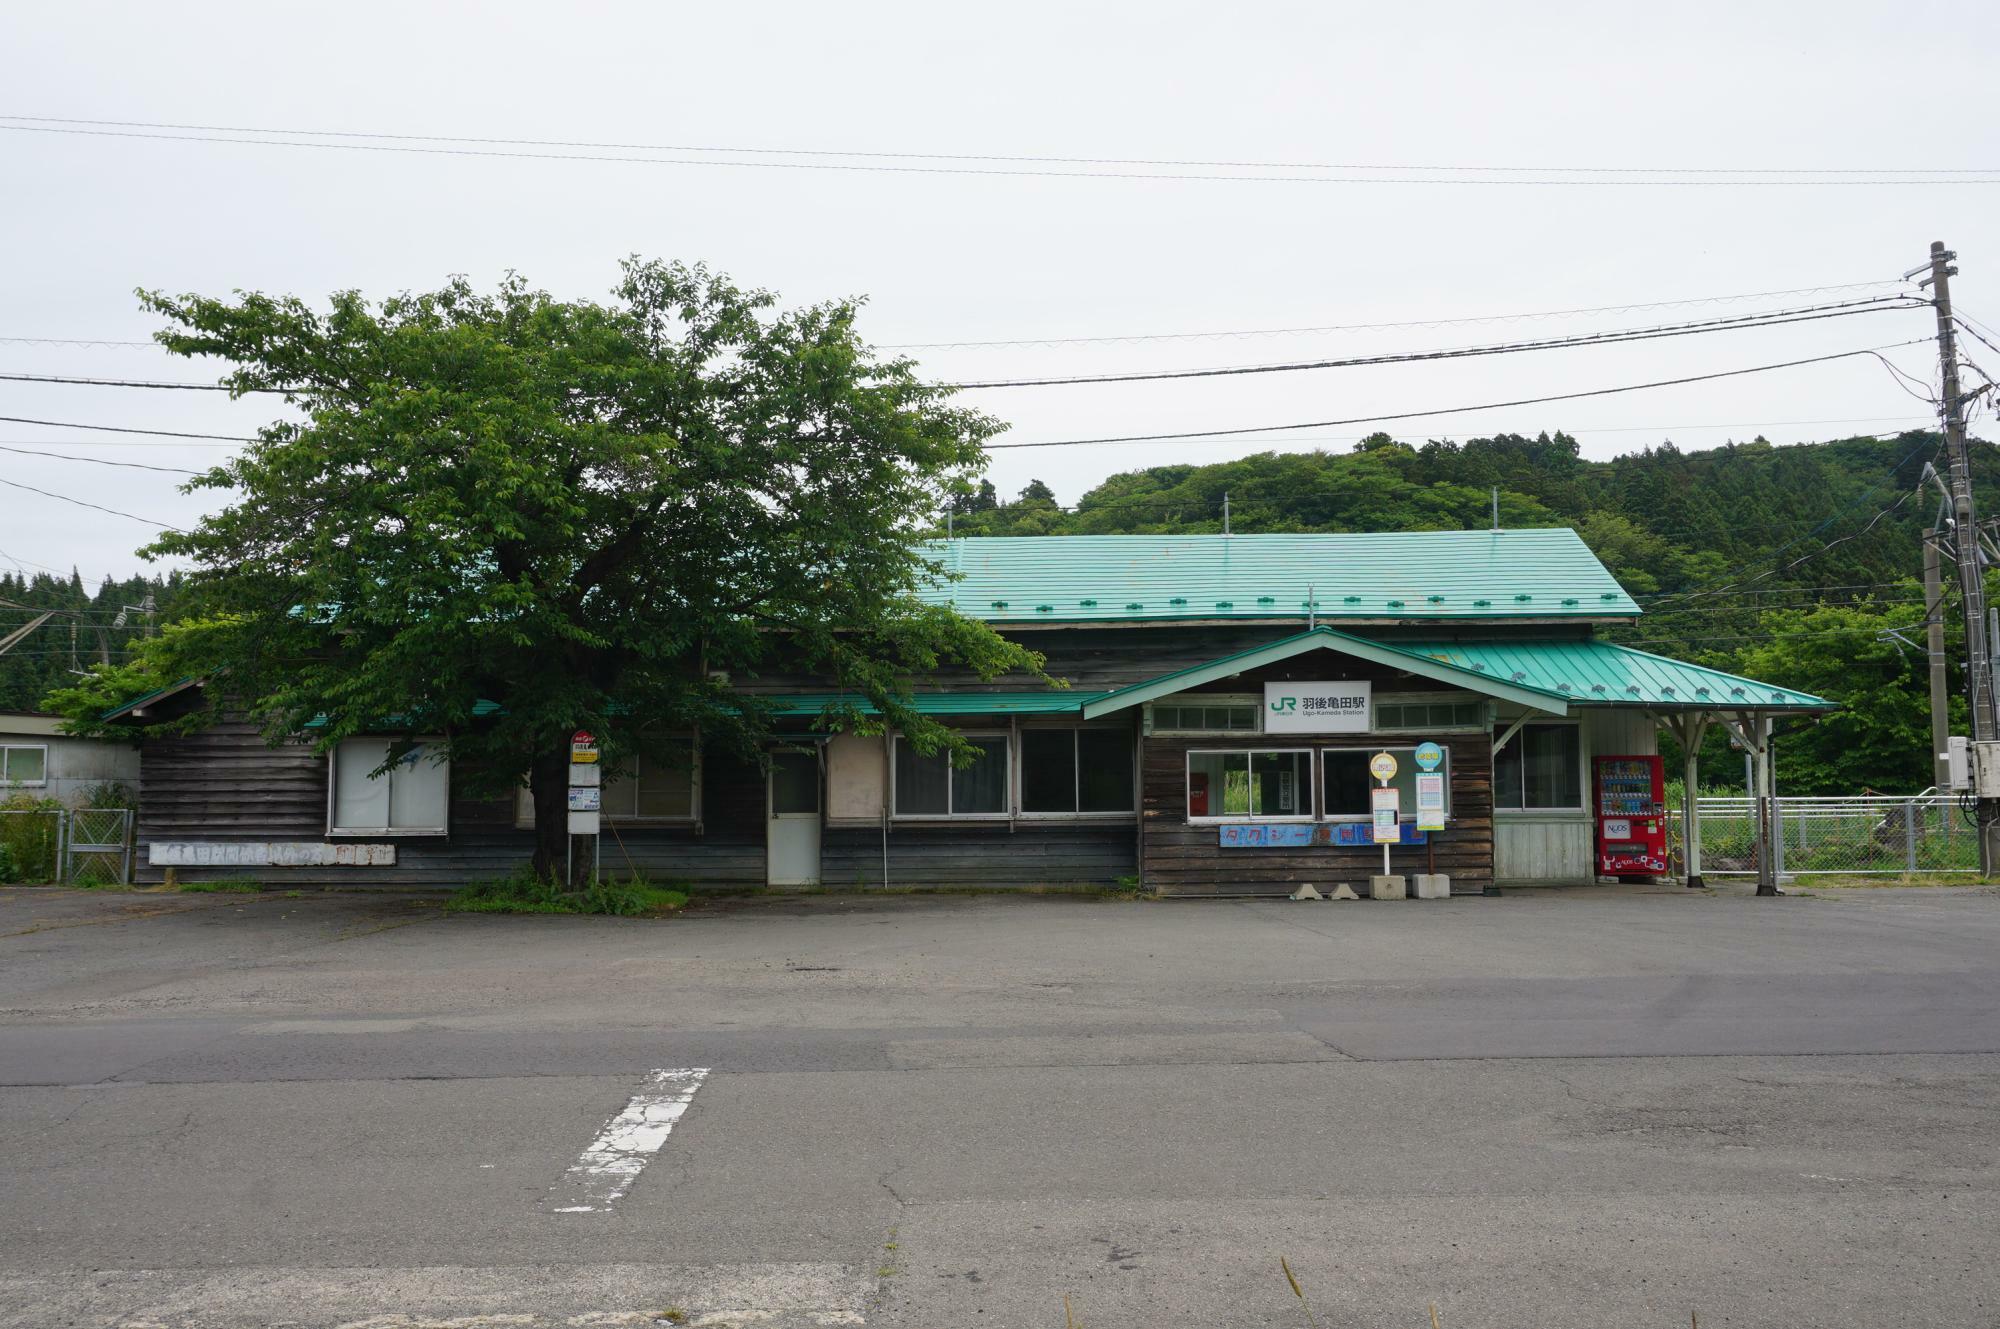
[550, 1067, 709, 1213]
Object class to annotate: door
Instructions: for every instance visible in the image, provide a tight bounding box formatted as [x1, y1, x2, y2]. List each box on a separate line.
[766, 748, 822, 886]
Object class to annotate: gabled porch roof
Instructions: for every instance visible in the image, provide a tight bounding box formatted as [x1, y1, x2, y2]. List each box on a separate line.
[1077, 628, 1834, 720]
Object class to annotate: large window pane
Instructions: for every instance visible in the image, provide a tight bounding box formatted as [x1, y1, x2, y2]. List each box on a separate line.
[1523, 725, 1581, 808]
[388, 744, 449, 830]
[771, 750, 819, 814]
[1219, 752, 1252, 814]
[1251, 751, 1306, 816]
[1021, 730, 1077, 812]
[332, 740, 390, 830]
[953, 737, 1009, 814]
[3, 746, 46, 784]
[1322, 751, 1373, 817]
[636, 752, 694, 818]
[1077, 729, 1135, 812]
[1187, 751, 1226, 817]
[1494, 738, 1522, 810]
[894, 742, 949, 815]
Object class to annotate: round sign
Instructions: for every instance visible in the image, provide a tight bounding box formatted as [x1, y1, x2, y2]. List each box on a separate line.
[1368, 751, 1399, 781]
[1413, 741, 1444, 772]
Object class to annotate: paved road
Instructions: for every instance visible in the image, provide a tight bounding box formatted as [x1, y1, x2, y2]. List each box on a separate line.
[2, 882, 1996, 1327]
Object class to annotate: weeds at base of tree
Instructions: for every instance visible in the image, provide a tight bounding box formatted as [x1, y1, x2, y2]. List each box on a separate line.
[445, 869, 690, 917]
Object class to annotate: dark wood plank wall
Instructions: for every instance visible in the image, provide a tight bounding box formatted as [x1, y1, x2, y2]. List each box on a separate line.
[821, 821, 1136, 890]
[1141, 733, 1495, 897]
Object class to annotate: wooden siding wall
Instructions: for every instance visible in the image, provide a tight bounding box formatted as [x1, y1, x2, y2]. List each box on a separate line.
[821, 821, 1135, 890]
[1140, 732, 1495, 897]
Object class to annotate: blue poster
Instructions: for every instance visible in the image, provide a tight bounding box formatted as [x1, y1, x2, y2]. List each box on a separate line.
[1218, 823, 1315, 847]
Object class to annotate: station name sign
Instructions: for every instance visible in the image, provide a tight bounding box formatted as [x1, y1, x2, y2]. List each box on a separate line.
[1262, 680, 1371, 733]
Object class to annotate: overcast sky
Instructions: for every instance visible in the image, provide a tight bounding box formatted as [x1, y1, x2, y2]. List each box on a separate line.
[3, 0, 1998, 583]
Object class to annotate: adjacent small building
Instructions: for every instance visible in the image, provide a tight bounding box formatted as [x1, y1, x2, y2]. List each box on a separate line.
[0, 710, 139, 805]
[103, 530, 1830, 894]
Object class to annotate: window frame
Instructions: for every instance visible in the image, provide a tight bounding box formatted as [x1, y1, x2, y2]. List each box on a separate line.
[1016, 721, 1138, 820]
[1317, 744, 1451, 822]
[326, 736, 451, 837]
[1491, 719, 1586, 813]
[890, 730, 1013, 821]
[1183, 747, 1316, 824]
[1148, 694, 1262, 735]
[0, 743, 49, 788]
[1373, 693, 1491, 733]
[513, 736, 701, 828]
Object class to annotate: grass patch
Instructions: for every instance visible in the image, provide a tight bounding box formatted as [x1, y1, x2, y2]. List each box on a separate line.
[176, 879, 262, 894]
[445, 870, 690, 917]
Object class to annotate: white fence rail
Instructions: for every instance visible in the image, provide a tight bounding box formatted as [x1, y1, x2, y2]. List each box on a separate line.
[1689, 792, 1977, 876]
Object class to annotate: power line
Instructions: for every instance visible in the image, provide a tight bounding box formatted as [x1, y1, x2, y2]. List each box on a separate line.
[0, 371, 281, 393]
[6, 115, 2000, 184]
[946, 298, 1922, 389]
[0, 443, 202, 474]
[884, 282, 1912, 350]
[0, 414, 260, 441]
[0, 475, 182, 529]
[984, 340, 1931, 449]
[0, 281, 1921, 356]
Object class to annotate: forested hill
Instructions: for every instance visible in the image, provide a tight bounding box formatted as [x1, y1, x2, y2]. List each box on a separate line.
[0, 571, 181, 714]
[952, 429, 1999, 794]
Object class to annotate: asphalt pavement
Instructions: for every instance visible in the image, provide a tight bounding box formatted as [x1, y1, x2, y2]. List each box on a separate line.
[1, 881, 1996, 1327]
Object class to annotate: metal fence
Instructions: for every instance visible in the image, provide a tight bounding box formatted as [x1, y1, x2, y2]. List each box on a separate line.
[1688, 792, 1978, 877]
[0, 807, 134, 885]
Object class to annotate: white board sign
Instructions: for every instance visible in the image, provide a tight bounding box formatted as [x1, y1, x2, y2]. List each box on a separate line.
[567, 810, 601, 835]
[1263, 680, 1371, 733]
[1371, 786, 1401, 843]
[1416, 772, 1447, 830]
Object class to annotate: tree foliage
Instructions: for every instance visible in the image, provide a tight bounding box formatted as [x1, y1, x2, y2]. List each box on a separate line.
[54, 260, 1041, 873]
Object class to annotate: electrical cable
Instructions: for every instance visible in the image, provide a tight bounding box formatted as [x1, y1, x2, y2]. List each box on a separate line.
[884, 282, 1912, 350]
[6, 115, 2000, 183]
[0, 414, 260, 441]
[984, 340, 1930, 449]
[0, 443, 202, 474]
[0, 475, 182, 529]
[946, 299, 1924, 389]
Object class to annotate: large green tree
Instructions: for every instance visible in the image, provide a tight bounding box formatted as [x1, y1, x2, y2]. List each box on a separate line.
[65, 260, 1039, 875]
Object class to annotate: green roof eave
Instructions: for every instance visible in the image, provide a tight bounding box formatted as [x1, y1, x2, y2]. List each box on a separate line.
[1391, 638, 1835, 711]
[1079, 627, 1571, 719]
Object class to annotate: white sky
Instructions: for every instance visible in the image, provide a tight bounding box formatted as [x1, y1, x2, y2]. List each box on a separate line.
[3, 0, 1998, 583]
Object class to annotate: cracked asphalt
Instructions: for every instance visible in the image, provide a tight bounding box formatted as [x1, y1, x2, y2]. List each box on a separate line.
[1, 882, 1997, 1327]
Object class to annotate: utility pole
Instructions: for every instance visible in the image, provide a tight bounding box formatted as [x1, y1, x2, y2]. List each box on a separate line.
[1924, 534, 1952, 792]
[1924, 240, 2000, 870]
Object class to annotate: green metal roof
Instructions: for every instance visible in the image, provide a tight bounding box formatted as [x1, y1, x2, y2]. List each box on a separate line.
[1389, 638, 1833, 711]
[757, 691, 1107, 717]
[921, 530, 1639, 624]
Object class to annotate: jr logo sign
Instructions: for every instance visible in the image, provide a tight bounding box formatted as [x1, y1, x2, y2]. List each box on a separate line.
[1262, 681, 1371, 733]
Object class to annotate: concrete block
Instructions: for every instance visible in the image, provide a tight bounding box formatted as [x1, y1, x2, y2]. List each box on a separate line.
[1368, 874, 1407, 900]
[1328, 884, 1360, 900]
[1288, 884, 1323, 901]
[1412, 874, 1451, 899]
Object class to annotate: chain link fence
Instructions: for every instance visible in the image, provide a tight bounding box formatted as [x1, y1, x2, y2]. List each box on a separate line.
[0, 807, 134, 885]
[1687, 793, 1979, 877]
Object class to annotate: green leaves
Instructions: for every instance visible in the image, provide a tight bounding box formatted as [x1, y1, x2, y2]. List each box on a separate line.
[103, 260, 1040, 857]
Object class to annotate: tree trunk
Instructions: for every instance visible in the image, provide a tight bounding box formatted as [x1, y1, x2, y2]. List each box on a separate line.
[529, 741, 569, 882]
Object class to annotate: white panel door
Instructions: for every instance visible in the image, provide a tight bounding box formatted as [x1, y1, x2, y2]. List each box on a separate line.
[766, 750, 822, 886]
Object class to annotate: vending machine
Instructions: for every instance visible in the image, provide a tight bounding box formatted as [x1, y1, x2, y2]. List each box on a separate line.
[1593, 755, 1667, 878]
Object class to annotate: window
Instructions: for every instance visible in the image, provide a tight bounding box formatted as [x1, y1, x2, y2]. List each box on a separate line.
[1021, 727, 1135, 815]
[893, 734, 1009, 817]
[329, 738, 449, 834]
[1321, 746, 1450, 819]
[1493, 723, 1583, 810]
[601, 748, 698, 822]
[1152, 702, 1258, 732]
[1375, 699, 1487, 730]
[1, 744, 47, 786]
[1186, 749, 1312, 820]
